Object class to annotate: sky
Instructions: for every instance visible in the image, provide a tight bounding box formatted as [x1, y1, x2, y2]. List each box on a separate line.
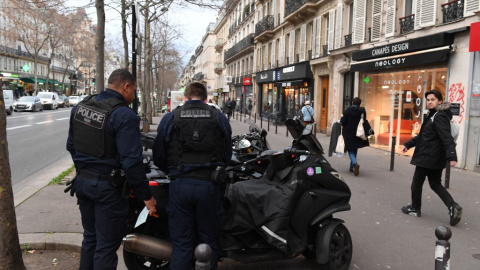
[70, 1, 218, 67]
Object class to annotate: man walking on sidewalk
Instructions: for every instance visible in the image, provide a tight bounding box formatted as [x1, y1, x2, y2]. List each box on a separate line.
[401, 89, 462, 226]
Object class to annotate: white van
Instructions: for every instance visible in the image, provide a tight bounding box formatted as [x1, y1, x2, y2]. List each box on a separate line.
[3, 89, 14, 115]
[37, 91, 59, 110]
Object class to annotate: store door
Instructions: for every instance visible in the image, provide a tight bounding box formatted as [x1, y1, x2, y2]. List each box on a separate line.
[320, 77, 329, 133]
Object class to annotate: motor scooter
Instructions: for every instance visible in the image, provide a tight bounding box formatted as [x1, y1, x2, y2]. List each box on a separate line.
[122, 119, 352, 270]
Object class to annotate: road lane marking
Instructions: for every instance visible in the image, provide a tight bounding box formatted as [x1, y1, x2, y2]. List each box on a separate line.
[36, 121, 54, 124]
[56, 117, 70, 120]
[7, 125, 31, 130]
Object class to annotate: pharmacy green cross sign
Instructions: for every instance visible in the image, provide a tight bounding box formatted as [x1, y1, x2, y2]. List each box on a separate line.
[21, 64, 30, 72]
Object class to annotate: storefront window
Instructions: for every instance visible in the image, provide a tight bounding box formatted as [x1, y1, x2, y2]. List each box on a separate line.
[359, 66, 447, 151]
[261, 84, 273, 115]
[284, 86, 310, 119]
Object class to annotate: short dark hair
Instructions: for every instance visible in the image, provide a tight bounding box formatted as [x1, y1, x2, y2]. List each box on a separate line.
[107, 69, 136, 86]
[352, 97, 362, 105]
[425, 89, 443, 101]
[185, 82, 207, 100]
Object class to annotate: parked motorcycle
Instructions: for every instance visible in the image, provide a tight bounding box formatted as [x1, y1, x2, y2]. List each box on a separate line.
[123, 119, 352, 270]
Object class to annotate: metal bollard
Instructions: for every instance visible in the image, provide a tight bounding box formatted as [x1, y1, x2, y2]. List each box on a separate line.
[434, 225, 452, 270]
[240, 111, 242, 122]
[254, 113, 256, 123]
[390, 135, 396, 171]
[275, 118, 278, 134]
[267, 115, 270, 132]
[444, 161, 450, 189]
[194, 243, 212, 270]
[286, 126, 289, 137]
[260, 114, 263, 129]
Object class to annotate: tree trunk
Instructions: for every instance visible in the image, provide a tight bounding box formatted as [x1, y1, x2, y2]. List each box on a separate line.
[121, 0, 129, 69]
[143, 9, 152, 132]
[0, 87, 26, 270]
[96, 0, 105, 91]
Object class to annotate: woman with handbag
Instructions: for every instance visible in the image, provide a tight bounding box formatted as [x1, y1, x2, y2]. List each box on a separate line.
[340, 97, 370, 176]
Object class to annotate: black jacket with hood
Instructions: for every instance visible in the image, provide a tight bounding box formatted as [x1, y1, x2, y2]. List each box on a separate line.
[340, 105, 370, 151]
[404, 102, 457, 170]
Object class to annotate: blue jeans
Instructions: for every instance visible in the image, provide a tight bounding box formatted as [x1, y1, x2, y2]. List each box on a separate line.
[348, 149, 358, 169]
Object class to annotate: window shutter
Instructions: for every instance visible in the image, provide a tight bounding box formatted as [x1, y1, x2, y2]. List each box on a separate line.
[465, 0, 480, 16]
[253, 48, 257, 72]
[371, 0, 382, 41]
[289, 30, 295, 64]
[335, 3, 343, 49]
[273, 0, 277, 26]
[312, 18, 317, 56]
[385, 0, 396, 37]
[279, 0, 284, 24]
[315, 16, 322, 57]
[264, 43, 269, 70]
[259, 46, 263, 71]
[300, 24, 307, 61]
[328, 10, 335, 53]
[419, 0, 436, 27]
[352, 0, 366, 44]
[279, 35, 285, 66]
[271, 40, 276, 68]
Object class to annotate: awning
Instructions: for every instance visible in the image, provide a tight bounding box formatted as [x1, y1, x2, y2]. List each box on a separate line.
[350, 46, 450, 72]
[48, 79, 62, 85]
[20, 77, 34, 83]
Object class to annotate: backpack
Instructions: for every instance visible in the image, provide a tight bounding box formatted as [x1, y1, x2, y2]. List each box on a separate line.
[431, 111, 459, 142]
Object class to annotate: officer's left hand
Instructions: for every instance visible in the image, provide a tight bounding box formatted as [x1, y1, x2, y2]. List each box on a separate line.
[450, 161, 457, 167]
[144, 197, 157, 216]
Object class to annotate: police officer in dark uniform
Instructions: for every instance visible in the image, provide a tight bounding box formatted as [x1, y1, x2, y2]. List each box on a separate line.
[66, 69, 156, 270]
[152, 82, 232, 270]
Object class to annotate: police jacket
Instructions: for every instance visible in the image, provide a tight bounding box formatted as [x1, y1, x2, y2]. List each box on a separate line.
[404, 102, 457, 170]
[152, 100, 232, 176]
[66, 89, 152, 201]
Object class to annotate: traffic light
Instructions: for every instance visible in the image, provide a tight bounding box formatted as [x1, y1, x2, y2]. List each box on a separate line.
[92, 78, 96, 85]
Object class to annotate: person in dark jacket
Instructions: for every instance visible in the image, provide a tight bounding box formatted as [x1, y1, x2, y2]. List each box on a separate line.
[401, 89, 462, 226]
[340, 97, 369, 176]
[66, 69, 157, 269]
[152, 82, 232, 270]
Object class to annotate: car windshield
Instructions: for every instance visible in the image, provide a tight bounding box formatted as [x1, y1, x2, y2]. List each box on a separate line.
[69, 96, 79, 100]
[37, 93, 52, 99]
[18, 96, 35, 102]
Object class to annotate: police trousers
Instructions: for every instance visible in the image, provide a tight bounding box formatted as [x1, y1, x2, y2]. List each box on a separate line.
[167, 178, 223, 270]
[75, 175, 128, 270]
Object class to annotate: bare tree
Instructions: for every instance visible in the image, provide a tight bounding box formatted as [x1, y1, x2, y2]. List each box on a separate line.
[45, 13, 70, 92]
[96, 0, 106, 91]
[0, 90, 25, 270]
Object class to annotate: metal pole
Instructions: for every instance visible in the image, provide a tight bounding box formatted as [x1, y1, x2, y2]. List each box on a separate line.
[434, 225, 452, 270]
[131, 3, 138, 114]
[194, 243, 211, 270]
[267, 113, 270, 132]
[275, 117, 278, 134]
[260, 113, 263, 129]
[390, 135, 396, 171]
[444, 161, 450, 189]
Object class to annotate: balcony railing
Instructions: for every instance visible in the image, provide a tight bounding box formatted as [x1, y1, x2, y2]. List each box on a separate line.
[285, 0, 319, 17]
[0, 45, 49, 62]
[195, 45, 203, 56]
[442, 0, 464, 23]
[344, 33, 352, 46]
[255, 15, 275, 36]
[224, 33, 254, 61]
[214, 62, 223, 71]
[215, 38, 224, 48]
[400, 14, 415, 34]
[193, 72, 204, 81]
[322, 45, 329, 57]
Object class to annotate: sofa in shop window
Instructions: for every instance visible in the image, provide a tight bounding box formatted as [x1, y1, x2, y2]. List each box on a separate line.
[376, 119, 417, 145]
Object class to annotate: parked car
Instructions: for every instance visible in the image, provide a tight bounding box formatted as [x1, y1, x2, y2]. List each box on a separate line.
[79, 94, 88, 102]
[36, 92, 59, 110]
[58, 96, 69, 108]
[13, 96, 43, 112]
[68, 96, 80, 107]
[3, 89, 14, 115]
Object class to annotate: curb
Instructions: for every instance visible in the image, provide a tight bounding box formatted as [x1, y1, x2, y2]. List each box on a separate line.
[19, 232, 83, 253]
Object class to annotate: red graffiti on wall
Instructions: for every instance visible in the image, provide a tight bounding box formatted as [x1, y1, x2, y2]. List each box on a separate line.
[448, 83, 465, 123]
[331, 88, 336, 123]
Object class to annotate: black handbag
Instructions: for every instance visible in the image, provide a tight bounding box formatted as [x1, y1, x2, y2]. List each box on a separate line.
[363, 119, 374, 136]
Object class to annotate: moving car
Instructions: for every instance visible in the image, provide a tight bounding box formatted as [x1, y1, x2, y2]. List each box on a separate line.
[68, 96, 80, 107]
[3, 89, 14, 115]
[37, 92, 59, 110]
[13, 96, 43, 112]
[58, 96, 69, 108]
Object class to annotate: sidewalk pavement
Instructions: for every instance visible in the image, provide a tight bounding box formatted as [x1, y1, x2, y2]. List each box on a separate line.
[15, 113, 480, 269]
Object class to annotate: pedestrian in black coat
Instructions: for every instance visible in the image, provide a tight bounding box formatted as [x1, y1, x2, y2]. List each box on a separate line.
[328, 121, 342, 157]
[401, 89, 462, 226]
[340, 97, 369, 176]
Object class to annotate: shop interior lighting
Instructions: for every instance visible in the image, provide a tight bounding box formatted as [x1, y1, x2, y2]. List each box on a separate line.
[382, 86, 390, 89]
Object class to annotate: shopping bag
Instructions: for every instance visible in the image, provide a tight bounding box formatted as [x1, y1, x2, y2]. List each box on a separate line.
[356, 114, 367, 140]
[335, 134, 345, 153]
[363, 119, 375, 137]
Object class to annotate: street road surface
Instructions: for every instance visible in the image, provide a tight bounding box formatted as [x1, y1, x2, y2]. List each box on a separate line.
[6, 108, 72, 185]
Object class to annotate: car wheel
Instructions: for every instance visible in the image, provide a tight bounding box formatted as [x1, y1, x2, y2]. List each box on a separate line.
[40, 106, 43, 111]
[319, 224, 352, 270]
[7, 107, 13, 115]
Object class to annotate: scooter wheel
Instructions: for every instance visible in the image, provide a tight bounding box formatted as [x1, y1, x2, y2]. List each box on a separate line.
[319, 224, 352, 270]
[123, 246, 170, 270]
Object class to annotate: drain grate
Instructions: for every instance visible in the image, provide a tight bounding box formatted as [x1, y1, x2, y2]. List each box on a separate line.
[472, 254, 480, 260]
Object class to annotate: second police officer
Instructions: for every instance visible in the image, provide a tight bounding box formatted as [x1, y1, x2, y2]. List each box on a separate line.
[153, 82, 232, 270]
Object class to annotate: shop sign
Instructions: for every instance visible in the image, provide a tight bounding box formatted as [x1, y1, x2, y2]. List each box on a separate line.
[276, 62, 312, 81]
[223, 85, 230, 93]
[470, 21, 480, 52]
[256, 70, 275, 83]
[451, 103, 460, 116]
[383, 79, 411, 85]
[243, 77, 251, 85]
[406, 91, 412, 102]
[352, 32, 454, 61]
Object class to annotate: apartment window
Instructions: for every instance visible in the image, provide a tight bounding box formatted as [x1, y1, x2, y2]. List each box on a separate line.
[405, 0, 414, 16]
[348, 3, 354, 34]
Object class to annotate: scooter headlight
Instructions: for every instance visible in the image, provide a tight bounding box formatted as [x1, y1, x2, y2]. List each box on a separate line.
[330, 171, 345, 182]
